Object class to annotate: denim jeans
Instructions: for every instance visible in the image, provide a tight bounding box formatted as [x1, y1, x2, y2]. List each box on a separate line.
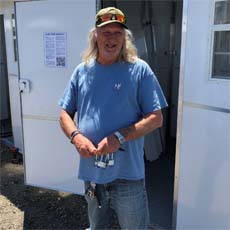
[84, 179, 149, 230]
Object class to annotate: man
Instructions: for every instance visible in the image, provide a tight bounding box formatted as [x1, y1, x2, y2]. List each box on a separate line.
[59, 7, 167, 229]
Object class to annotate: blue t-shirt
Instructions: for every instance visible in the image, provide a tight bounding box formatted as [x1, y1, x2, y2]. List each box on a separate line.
[59, 58, 167, 184]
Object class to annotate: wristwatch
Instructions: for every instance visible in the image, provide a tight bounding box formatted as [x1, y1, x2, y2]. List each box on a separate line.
[114, 131, 126, 145]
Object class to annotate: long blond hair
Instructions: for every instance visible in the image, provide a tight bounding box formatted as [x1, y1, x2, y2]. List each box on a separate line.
[82, 27, 138, 64]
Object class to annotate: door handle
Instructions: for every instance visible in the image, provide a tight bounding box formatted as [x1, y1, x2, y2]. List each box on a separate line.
[19, 79, 30, 93]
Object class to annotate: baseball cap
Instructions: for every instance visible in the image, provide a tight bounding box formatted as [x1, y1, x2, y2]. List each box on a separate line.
[95, 7, 128, 29]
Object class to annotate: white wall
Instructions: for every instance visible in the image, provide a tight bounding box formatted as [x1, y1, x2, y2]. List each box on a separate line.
[175, 0, 230, 228]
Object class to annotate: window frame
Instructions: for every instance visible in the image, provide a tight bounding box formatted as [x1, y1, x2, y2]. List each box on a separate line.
[209, 0, 230, 80]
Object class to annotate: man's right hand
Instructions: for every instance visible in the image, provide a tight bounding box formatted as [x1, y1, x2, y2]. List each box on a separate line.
[71, 134, 97, 158]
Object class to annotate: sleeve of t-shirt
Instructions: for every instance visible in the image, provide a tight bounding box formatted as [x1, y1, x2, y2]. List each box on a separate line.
[138, 62, 168, 115]
[58, 67, 78, 114]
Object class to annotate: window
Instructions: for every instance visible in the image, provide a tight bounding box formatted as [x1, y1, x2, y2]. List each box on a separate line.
[211, 0, 230, 79]
[11, 14, 18, 62]
[214, 0, 230, 24]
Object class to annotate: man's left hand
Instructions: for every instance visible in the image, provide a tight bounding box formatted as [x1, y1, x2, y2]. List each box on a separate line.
[96, 134, 120, 155]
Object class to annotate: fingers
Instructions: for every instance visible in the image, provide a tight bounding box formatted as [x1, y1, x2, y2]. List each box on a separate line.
[96, 135, 120, 155]
[96, 140, 111, 155]
[78, 146, 97, 158]
[96, 145, 106, 155]
[80, 149, 94, 158]
[81, 144, 97, 157]
[72, 134, 97, 158]
[73, 133, 120, 157]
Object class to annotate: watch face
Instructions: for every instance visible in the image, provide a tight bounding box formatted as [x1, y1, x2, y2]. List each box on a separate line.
[119, 136, 125, 144]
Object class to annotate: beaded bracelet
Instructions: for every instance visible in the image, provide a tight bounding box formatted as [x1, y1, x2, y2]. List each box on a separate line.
[70, 130, 81, 143]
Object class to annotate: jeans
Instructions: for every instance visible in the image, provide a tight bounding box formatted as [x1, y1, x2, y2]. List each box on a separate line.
[84, 179, 149, 230]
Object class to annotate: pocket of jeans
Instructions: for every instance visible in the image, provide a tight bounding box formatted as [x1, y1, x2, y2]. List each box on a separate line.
[115, 179, 144, 197]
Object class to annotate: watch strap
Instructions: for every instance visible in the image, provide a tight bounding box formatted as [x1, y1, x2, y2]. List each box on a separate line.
[114, 131, 126, 145]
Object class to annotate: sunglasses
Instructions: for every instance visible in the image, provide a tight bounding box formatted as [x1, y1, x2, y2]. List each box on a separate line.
[96, 13, 126, 25]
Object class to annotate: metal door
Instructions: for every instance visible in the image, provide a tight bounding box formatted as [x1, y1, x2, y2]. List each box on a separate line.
[16, 0, 95, 194]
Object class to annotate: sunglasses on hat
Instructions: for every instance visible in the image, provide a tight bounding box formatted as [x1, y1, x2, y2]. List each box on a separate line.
[95, 7, 128, 28]
[96, 13, 127, 28]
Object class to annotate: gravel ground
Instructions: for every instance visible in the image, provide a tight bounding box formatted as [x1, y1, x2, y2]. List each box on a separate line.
[0, 144, 119, 230]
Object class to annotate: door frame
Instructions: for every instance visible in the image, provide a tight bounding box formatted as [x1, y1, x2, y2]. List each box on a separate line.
[0, 14, 12, 137]
[172, 0, 188, 228]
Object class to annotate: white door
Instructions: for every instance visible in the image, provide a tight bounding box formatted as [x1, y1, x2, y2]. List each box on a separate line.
[175, 0, 230, 228]
[16, 0, 95, 194]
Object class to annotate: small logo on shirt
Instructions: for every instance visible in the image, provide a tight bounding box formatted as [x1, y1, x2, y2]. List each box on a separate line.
[114, 83, 122, 90]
